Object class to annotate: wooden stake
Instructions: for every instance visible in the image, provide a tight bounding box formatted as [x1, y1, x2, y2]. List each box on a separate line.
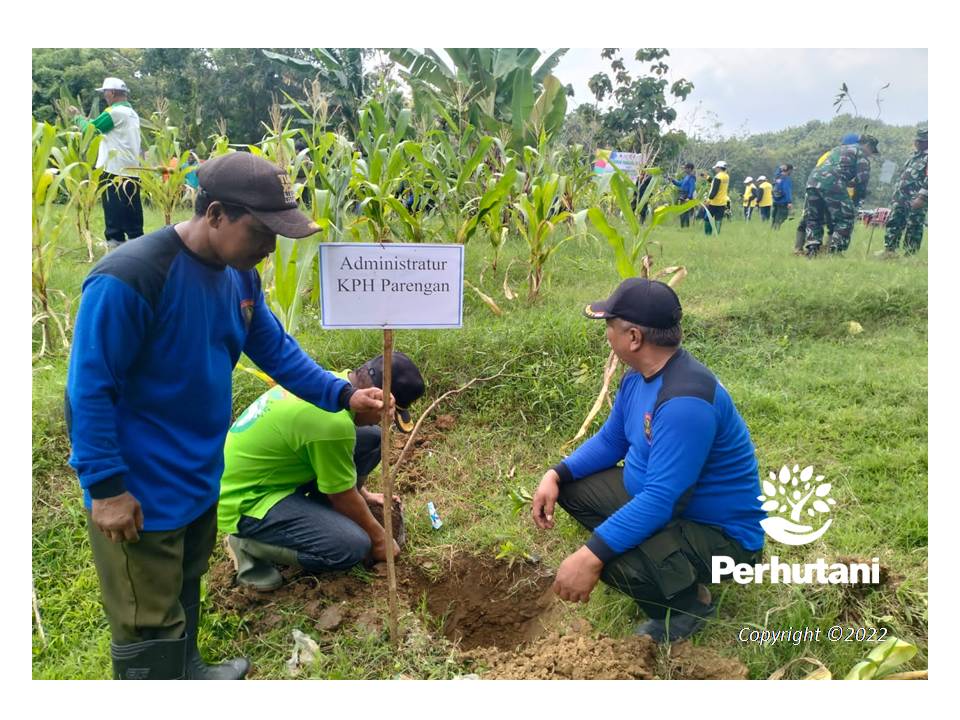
[380, 328, 399, 646]
[32, 580, 46, 647]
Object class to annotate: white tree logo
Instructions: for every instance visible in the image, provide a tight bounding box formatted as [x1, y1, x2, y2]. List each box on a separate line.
[758, 465, 837, 546]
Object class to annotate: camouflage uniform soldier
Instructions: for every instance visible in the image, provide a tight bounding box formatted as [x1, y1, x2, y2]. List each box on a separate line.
[883, 128, 928, 256]
[802, 134, 879, 256]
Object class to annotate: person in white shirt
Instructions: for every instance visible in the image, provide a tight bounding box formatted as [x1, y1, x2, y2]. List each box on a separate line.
[72, 77, 143, 249]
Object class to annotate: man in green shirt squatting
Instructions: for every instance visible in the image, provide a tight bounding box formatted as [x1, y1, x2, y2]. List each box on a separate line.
[219, 352, 426, 590]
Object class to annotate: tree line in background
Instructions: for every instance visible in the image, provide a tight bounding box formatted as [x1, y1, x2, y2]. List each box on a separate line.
[32, 48, 691, 157]
[33, 48, 922, 204]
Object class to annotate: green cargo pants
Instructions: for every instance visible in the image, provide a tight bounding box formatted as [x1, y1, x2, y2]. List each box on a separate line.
[883, 200, 927, 254]
[557, 467, 760, 619]
[86, 503, 217, 645]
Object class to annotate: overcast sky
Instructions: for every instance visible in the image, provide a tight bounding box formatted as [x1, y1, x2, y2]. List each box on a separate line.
[549, 48, 928, 137]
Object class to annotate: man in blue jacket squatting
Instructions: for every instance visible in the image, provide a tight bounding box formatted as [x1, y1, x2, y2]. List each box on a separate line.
[532, 278, 766, 642]
[65, 152, 388, 679]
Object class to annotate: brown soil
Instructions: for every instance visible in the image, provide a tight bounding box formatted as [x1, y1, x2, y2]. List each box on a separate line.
[469, 624, 750, 680]
[401, 554, 557, 651]
[434, 414, 456, 432]
[469, 630, 659, 679]
[207, 557, 376, 636]
[208, 546, 749, 680]
[209, 548, 555, 652]
[834, 556, 902, 597]
[387, 413, 457, 493]
[665, 641, 750, 679]
[367, 499, 406, 547]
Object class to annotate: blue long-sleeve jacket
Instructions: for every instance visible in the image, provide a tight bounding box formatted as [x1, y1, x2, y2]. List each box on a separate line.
[672, 174, 696, 200]
[555, 349, 766, 561]
[773, 175, 793, 205]
[65, 226, 353, 530]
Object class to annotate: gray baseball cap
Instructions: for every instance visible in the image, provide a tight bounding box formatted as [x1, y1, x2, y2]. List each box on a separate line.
[196, 152, 320, 238]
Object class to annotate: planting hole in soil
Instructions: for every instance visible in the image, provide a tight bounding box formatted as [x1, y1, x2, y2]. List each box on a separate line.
[401, 553, 557, 651]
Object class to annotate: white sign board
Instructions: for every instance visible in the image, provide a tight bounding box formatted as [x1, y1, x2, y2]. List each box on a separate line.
[318, 243, 464, 329]
[879, 160, 897, 184]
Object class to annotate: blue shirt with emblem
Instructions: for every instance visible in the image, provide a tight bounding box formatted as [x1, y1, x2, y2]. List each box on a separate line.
[556, 348, 766, 560]
[65, 226, 352, 531]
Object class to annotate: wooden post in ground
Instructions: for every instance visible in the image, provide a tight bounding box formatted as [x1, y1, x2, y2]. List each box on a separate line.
[380, 328, 399, 645]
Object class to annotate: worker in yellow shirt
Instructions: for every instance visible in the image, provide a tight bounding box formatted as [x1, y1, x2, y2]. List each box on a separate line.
[742, 177, 760, 220]
[705, 161, 729, 235]
[756, 175, 774, 221]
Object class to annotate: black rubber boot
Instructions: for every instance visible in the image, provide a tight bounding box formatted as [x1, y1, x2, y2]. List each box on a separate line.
[180, 578, 250, 680]
[111, 636, 186, 680]
[635, 601, 716, 643]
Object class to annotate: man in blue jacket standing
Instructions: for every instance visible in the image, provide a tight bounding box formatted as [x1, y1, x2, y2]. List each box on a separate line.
[65, 152, 386, 679]
[771, 164, 794, 230]
[670, 163, 697, 228]
[532, 278, 765, 642]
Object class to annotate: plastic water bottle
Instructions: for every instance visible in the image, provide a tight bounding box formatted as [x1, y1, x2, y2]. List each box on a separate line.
[427, 501, 443, 530]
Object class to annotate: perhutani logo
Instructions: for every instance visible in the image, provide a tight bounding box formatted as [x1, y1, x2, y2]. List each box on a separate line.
[712, 556, 881, 585]
[712, 463, 881, 586]
[758, 464, 836, 545]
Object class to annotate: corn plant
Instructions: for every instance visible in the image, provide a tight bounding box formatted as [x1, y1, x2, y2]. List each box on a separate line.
[50, 123, 105, 262]
[252, 97, 348, 334]
[457, 158, 518, 270]
[348, 101, 428, 243]
[586, 167, 697, 281]
[845, 637, 919, 680]
[139, 99, 194, 225]
[417, 123, 499, 240]
[207, 118, 234, 159]
[553, 142, 597, 211]
[251, 100, 302, 178]
[32, 120, 76, 358]
[511, 172, 572, 300]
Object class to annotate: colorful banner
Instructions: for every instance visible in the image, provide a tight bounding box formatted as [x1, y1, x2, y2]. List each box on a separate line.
[593, 150, 645, 180]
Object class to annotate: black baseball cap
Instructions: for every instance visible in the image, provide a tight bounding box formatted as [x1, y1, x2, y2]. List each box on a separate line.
[196, 152, 321, 238]
[357, 352, 426, 433]
[583, 278, 682, 329]
[859, 133, 880, 154]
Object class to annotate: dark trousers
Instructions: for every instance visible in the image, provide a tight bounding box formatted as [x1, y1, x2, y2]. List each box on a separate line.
[679, 209, 691, 228]
[771, 203, 789, 230]
[236, 426, 382, 571]
[87, 503, 217, 645]
[101, 173, 144, 244]
[704, 204, 725, 235]
[759, 205, 771, 221]
[557, 468, 759, 619]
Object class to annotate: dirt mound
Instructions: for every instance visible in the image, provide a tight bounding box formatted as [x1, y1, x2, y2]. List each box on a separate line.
[402, 554, 556, 651]
[208, 556, 375, 635]
[470, 630, 659, 679]
[665, 641, 750, 679]
[434, 414, 456, 431]
[469, 627, 750, 680]
[834, 556, 902, 596]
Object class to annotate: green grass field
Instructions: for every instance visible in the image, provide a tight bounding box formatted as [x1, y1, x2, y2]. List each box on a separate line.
[32, 204, 927, 679]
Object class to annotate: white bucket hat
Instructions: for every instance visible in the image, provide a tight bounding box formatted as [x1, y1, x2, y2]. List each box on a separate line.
[96, 77, 129, 93]
[744, 176, 754, 184]
[713, 160, 727, 169]
[757, 175, 767, 182]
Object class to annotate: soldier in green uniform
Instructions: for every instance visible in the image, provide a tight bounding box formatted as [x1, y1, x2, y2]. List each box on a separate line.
[882, 128, 928, 256]
[801, 134, 879, 256]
